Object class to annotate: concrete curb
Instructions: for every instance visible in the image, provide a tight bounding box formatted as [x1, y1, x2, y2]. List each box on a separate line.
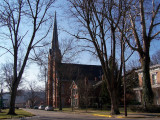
[93, 113, 160, 119]
[93, 114, 126, 118]
[93, 114, 112, 118]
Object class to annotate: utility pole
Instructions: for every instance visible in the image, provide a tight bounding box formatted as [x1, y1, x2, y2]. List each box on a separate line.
[45, 67, 47, 106]
[122, 0, 127, 116]
[122, 36, 127, 117]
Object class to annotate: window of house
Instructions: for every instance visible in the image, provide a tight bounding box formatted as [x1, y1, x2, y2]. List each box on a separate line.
[73, 98, 75, 106]
[152, 74, 157, 85]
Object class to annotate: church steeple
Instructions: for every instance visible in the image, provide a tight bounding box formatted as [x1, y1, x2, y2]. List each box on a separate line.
[47, 11, 61, 108]
[51, 11, 59, 51]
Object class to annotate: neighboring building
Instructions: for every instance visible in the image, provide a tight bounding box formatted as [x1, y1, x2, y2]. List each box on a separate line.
[1, 92, 27, 108]
[134, 64, 160, 105]
[46, 12, 102, 108]
[15, 95, 26, 108]
[2, 93, 10, 108]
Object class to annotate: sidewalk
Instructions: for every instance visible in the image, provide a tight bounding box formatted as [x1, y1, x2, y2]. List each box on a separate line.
[59, 108, 160, 119]
[93, 112, 160, 119]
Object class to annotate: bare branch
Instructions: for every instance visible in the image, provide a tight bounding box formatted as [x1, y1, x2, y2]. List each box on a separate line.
[32, 23, 52, 48]
[148, 3, 160, 39]
[0, 46, 13, 56]
[27, 0, 34, 18]
[151, 31, 160, 40]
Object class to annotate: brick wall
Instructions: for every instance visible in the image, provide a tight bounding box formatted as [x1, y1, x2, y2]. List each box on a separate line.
[138, 70, 160, 86]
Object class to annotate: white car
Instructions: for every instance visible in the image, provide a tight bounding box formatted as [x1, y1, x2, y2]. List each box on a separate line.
[38, 105, 45, 110]
[45, 106, 53, 111]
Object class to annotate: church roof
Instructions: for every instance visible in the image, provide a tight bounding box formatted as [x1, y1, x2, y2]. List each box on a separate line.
[58, 63, 102, 83]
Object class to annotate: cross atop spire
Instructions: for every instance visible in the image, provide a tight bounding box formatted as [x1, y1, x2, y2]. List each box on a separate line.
[51, 11, 59, 50]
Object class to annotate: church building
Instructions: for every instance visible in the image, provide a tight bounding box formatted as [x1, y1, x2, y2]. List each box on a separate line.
[46, 13, 103, 108]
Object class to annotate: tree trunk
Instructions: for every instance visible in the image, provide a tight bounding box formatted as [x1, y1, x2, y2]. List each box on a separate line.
[110, 89, 120, 115]
[141, 57, 153, 107]
[8, 45, 18, 115]
[8, 83, 18, 115]
[109, 25, 120, 115]
[139, 38, 153, 107]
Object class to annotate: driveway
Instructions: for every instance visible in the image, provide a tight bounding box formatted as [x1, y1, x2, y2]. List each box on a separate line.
[19, 109, 160, 120]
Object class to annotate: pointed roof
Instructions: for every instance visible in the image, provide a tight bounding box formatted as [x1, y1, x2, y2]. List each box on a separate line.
[59, 63, 103, 81]
[51, 12, 59, 50]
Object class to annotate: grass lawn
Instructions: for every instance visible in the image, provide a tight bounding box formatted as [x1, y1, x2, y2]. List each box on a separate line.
[0, 109, 34, 119]
[54, 107, 135, 115]
[54, 107, 160, 118]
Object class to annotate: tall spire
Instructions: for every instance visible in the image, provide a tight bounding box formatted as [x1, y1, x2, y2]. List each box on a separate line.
[51, 11, 59, 50]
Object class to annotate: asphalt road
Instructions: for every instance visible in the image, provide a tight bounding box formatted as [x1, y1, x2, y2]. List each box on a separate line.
[15, 109, 160, 120]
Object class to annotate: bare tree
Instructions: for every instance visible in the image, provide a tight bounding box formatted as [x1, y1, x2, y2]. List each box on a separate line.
[31, 47, 48, 105]
[67, 0, 128, 115]
[151, 49, 160, 65]
[1, 63, 14, 93]
[25, 81, 43, 108]
[0, 62, 24, 94]
[0, 0, 56, 115]
[125, 0, 160, 106]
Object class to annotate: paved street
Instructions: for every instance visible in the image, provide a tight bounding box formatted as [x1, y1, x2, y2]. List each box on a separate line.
[21, 109, 111, 120]
[10, 108, 160, 120]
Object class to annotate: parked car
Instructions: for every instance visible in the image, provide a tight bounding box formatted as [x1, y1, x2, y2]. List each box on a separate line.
[45, 106, 53, 111]
[34, 106, 38, 109]
[38, 105, 45, 110]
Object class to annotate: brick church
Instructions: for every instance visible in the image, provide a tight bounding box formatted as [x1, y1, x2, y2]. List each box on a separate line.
[46, 13, 103, 108]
